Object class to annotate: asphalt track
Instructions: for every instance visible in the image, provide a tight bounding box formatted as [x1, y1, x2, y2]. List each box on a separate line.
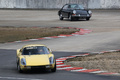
[0, 10, 120, 80]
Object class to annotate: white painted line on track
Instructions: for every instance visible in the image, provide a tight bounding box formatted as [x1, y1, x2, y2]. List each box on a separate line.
[56, 60, 65, 61]
[72, 34, 80, 36]
[90, 71, 107, 74]
[56, 64, 65, 67]
[15, 41, 22, 43]
[0, 76, 44, 80]
[98, 52, 104, 54]
[44, 37, 53, 39]
[29, 39, 38, 41]
[57, 67, 73, 70]
[71, 55, 83, 56]
[71, 69, 87, 72]
[108, 50, 118, 52]
[56, 62, 63, 63]
[91, 52, 99, 54]
[58, 36, 66, 38]
[58, 57, 67, 59]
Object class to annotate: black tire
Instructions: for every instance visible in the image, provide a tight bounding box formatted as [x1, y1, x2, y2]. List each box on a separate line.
[17, 63, 23, 73]
[69, 14, 73, 21]
[86, 17, 90, 21]
[51, 62, 56, 72]
[59, 14, 63, 20]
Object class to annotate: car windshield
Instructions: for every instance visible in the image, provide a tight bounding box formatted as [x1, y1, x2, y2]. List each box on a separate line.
[69, 4, 84, 9]
[22, 46, 50, 55]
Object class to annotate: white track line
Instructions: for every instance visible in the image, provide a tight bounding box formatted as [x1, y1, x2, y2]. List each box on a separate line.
[90, 71, 107, 73]
[56, 64, 66, 67]
[15, 41, 22, 43]
[0, 76, 43, 80]
[71, 69, 87, 72]
[29, 39, 38, 41]
[71, 55, 83, 56]
[108, 50, 118, 52]
[56, 62, 63, 63]
[44, 37, 53, 39]
[57, 67, 73, 70]
[57, 57, 67, 59]
[56, 60, 65, 61]
[58, 36, 66, 38]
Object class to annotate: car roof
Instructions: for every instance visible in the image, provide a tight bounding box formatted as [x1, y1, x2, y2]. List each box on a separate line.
[65, 4, 80, 5]
[22, 44, 46, 48]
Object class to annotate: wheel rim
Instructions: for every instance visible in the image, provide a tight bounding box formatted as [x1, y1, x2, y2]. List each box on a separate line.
[59, 14, 62, 19]
[17, 64, 20, 71]
[69, 15, 71, 20]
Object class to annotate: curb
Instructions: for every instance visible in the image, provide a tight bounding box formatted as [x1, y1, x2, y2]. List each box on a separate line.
[56, 49, 120, 76]
[7, 27, 92, 43]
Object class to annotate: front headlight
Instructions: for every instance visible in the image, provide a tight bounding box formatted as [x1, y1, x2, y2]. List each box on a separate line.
[73, 10, 76, 14]
[21, 58, 26, 65]
[88, 10, 92, 14]
[49, 57, 54, 64]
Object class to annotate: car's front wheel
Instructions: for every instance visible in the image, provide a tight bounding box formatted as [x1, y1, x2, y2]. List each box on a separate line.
[69, 14, 73, 21]
[86, 17, 90, 21]
[51, 62, 56, 72]
[59, 14, 63, 20]
[17, 63, 23, 73]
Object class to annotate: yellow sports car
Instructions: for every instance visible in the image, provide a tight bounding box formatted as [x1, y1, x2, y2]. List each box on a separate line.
[16, 44, 56, 73]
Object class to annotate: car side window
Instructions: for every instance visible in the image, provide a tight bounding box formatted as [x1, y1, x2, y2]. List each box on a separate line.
[43, 47, 50, 54]
[63, 5, 68, 10]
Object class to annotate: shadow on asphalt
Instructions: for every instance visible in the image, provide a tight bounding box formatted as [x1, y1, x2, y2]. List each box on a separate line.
[19, 69, 52, 74]
[62, 19, 86, 21]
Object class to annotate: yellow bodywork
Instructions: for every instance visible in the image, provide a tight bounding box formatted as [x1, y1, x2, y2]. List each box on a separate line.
[16, 44, 55, 71]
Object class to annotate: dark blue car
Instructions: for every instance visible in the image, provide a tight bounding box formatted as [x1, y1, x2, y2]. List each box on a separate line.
[58, 4, 92, 21]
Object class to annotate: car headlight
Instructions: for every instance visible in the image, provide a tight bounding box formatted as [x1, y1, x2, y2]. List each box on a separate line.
[49, 57, 54, 64]
[73, 10, 76, 14]
[88, 10, 92, 14]
[21, 58, 26, 65]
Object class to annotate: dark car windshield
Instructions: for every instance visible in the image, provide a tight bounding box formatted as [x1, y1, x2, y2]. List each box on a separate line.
[22, 46, 50, 55]
[69, 4, 84, 9]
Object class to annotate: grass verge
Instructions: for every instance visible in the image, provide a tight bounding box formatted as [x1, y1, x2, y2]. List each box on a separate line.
[0, 27, 78, 43]
[65, 51, 120, 73]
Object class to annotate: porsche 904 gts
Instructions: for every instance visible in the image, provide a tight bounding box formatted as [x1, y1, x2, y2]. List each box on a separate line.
[58, 4, 92, 21]
[16, 44, 56, 73]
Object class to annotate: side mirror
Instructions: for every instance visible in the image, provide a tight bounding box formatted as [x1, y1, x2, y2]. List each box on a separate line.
[17, 49, 21, 56]
[48, 48, 52, 53]
[20, 49, 22, 52]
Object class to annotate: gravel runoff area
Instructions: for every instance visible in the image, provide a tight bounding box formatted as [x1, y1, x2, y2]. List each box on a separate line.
[0, 27, 78, 43]
[65, 51, 120, 73]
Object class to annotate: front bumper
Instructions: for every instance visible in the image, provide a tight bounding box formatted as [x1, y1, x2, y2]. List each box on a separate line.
[20, 64, 55, 70]
[72, 14, 91, 18]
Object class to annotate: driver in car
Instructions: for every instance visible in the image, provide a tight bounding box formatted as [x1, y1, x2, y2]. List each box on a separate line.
[38, 49, 44, 54]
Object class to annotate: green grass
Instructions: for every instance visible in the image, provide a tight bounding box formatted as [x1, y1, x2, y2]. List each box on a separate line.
[0, 27, 78, 43]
